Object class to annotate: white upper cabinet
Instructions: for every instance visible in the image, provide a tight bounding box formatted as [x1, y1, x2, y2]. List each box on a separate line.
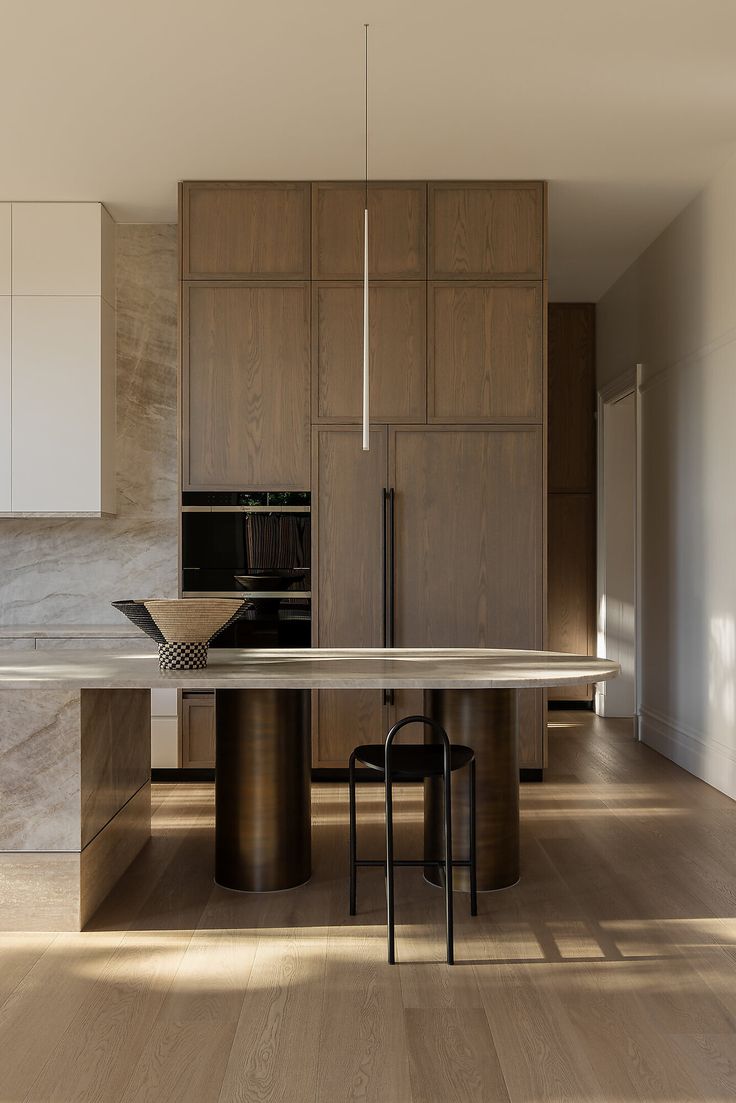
[0, 297, 10, 512]
[0, 205, 10, 294]
[0, 201, 115, 515]
[12, 203, 115, 303]
[11, 296, 114, 513]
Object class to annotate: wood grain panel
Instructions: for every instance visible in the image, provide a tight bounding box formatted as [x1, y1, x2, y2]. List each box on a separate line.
[312, 182, 426, 279]
[429, 282, 542, 421]
[548, 493, 596, 702]
[80, 781, 151, 927]
[182, 182, 310, 279]
[185, 282, 310, 490]
[390, 426, 544, 765]
[429, 182, 543, 279]
[548, 303, 596, 492]
[312, 425, 388, 767]
[80, 688, 150, 848]
[182, 693, 215, 768]
[313, 281, 426, 422]
[391, 426, 543, 647]
[315, 689, 387, 768]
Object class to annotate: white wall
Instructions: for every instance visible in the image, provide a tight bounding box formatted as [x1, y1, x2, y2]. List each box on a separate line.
[598, 391, 637, 717]
[597, 152, 736, 800]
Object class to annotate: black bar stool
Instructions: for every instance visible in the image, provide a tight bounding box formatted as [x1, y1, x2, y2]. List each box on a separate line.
[348, 714, 477, 965]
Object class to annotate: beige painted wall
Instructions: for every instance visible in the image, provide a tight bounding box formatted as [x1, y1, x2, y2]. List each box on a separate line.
[597, 152, 736, 800]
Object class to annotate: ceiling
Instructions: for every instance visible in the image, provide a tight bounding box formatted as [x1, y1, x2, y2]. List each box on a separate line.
[2, 0, 736, 299]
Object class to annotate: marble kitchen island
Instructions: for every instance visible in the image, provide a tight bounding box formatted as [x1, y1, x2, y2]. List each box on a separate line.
[0, 647, 618, 930]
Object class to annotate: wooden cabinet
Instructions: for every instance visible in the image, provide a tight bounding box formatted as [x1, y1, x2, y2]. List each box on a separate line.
[428, 282, 543, 421]
[312, 182, 426, 279]
[548, 303, 596, 493]
[313, 281, 426, 422]
[312, 424, 545, 768]
[312, 425, 388, 766]
[428, 182, 544, 279]
[184, 282, 311, 490]
[548, 493, 595, 652]
[181, 179, 548, 768]
[391, 427, 543, 649]
[182, 692, 215, 768]
[391, 426, 545, 768]
[547, 303, 596, 703]
[182, 182, 311, 279]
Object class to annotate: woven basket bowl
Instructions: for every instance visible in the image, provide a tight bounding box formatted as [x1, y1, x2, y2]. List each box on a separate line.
[112, 598, 249, 669]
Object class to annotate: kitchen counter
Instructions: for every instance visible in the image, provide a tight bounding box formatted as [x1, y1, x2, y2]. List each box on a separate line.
[0, 646, 617, 931]
[0, 646, 618, 689]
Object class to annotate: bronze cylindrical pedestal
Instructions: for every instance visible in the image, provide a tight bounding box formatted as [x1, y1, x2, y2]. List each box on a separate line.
[215, 688, 311, 892]
[424, 688, 519, 891]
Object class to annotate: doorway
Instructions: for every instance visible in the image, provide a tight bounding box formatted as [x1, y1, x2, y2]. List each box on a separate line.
[597, 384, 638, 718]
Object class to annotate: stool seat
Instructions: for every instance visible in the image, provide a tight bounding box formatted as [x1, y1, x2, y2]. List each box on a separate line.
[354, 743, 474, 779]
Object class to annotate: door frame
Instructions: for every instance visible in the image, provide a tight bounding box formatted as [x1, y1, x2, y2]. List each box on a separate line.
[596, 366, 641, 731]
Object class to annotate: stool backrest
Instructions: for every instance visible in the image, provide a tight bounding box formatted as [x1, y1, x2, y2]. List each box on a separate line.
[384, 714, 451, 775]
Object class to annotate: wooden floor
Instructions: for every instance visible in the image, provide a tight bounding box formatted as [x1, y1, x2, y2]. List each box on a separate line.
[1, 712, 736, 1102]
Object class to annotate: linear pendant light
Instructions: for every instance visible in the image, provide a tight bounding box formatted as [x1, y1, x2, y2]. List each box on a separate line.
[362, 23, 370, 451]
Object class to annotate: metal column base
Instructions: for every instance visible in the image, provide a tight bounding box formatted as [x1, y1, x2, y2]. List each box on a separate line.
[424, 688, 519, 892]
[215, 688, 312, 892]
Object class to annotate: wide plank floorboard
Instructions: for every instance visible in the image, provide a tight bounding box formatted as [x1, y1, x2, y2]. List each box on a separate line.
[0, 712, 734, 1101]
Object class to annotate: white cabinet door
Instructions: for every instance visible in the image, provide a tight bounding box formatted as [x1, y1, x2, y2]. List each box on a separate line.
[0, 297, 10, 510]
[11, 296, 103, 512]
[0, 205, 10, 295]
[11, 203, 113, 300]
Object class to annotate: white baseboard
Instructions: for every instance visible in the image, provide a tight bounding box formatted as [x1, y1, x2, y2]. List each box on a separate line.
[640, 705, 736, 801]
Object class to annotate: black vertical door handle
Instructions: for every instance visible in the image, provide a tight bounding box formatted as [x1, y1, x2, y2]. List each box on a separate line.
[382, 488, 389, 704]
[387, 487, 396, 705]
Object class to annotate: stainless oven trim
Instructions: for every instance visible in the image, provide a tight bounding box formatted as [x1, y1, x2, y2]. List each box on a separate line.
[182, 505, 311, 513]
[182, 591, 312, 599]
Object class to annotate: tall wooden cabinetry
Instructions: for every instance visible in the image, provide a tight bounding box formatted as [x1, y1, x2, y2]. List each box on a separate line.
[180, 180, 547, 769]
[547, 303, 596, 702]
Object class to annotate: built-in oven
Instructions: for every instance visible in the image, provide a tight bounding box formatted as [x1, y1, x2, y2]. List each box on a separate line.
[181, 491, 311, 648]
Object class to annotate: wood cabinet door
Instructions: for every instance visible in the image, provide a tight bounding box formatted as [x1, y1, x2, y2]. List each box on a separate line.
[312, 182, 426, 279]
[182, 182, 311, 279]
[184, 283, 311, 490]
[547, 494, 596, 702]
[428, 182, 544, 279]
[313, 281, 426, 422]
[390, 426, 545, 767]
[548, 304, 596, 492]
[182, 692, 215, 768]
[429, 282, 543, 422]
[312, 425, 388, 767]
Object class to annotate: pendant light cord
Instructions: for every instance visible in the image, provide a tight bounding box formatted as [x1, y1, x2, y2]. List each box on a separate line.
[364, 23, 369, 210]
[362, 22, 370, 451]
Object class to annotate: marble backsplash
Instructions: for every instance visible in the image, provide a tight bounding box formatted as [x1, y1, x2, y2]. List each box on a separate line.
[0, 225, 178, 625]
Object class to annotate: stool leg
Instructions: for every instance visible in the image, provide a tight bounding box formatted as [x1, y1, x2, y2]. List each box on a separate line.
[443, 758, 454, 965]
[385, 770, 396, 964]
[349, 751, 357, 916]
[469, 758, 478, 917]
